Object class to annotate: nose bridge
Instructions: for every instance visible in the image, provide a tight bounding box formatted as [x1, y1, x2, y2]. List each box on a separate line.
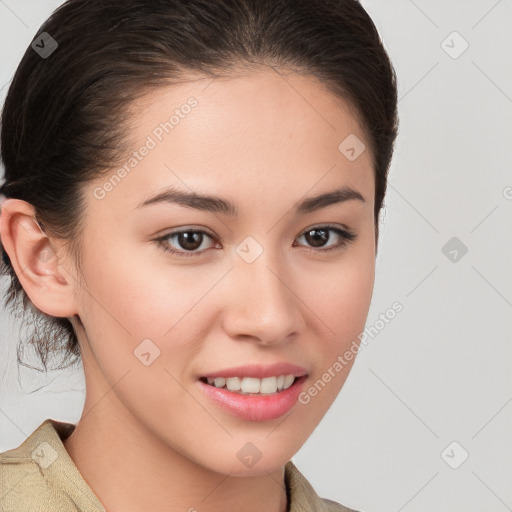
[222, 238, 302, 343]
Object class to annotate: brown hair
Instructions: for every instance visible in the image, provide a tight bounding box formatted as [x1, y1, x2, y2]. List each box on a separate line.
[0, 0, 399, 371]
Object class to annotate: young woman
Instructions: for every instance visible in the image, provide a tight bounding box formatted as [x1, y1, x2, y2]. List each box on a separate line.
[0, 1, 398, 510]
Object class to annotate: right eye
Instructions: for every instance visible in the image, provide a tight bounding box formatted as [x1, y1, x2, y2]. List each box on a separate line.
[153, 228, 218, 257]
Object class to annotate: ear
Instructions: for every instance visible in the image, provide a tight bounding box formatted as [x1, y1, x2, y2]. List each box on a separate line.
[0, 198, 79, 318]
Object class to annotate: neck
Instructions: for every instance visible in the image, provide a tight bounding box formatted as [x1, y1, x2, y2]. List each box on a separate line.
[63, 398, 289, 512]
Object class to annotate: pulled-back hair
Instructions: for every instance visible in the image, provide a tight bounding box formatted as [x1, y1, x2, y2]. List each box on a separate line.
[0, 0, 399, 372]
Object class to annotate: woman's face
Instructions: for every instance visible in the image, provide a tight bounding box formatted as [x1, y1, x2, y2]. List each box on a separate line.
[68, 67, 376, 475]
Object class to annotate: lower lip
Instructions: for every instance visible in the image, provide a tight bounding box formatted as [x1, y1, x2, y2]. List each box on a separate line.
[198, 376, 308, 422]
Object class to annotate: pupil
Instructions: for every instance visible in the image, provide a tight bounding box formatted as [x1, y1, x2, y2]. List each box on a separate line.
[306, 229, 328, 248]
[179, 232, 202, 250]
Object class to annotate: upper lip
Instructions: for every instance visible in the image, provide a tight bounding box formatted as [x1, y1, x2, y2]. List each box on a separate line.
[201, 363, 308, 379]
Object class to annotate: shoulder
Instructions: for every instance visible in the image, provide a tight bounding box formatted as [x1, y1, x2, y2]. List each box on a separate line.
[1, 418, 104, 512]
[285, 460, 361, 512]
[0, 454, 59, 511]
[0, 421, 65, 511]
[322, 497, 362, 512]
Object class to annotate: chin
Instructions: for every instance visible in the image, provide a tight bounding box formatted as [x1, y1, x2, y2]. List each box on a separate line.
[188, 436, 301, 477]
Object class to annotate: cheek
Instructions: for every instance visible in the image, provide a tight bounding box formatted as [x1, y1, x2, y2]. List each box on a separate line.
[75, 253, 208, 416]
[79, 244, 204, 338]
[307, 250, 375, 338]
[300, 247, 374, 402]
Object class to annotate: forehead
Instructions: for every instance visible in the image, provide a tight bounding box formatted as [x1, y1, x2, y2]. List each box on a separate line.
[85, 66, 374, 218]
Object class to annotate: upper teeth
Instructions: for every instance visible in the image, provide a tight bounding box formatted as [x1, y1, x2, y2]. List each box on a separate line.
[206, 375, 296, 394]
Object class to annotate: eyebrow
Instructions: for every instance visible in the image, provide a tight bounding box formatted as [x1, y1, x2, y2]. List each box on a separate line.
[136, 185, 365, 215]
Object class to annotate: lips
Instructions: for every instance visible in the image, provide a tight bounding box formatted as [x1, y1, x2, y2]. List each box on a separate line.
[197, 362, 309, 421]
[198, 374, 308, 422]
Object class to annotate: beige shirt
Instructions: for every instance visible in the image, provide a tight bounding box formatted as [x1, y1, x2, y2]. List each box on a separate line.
[0, 419, 359, 512]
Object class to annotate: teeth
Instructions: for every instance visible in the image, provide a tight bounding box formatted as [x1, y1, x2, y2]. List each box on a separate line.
[213, 377, 225, 388]
[226, 377, 241, 391]
[260, 376, 277, 394]
[205, 374, 297, 394]
[283, 375, 295, 389]
[241, 377, 260, 393]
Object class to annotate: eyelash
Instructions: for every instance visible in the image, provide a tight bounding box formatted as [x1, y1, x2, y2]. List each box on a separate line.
[152, 224, 357, 258]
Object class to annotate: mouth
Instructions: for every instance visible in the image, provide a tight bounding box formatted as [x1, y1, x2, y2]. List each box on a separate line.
[197, 374, 308, 421]
[199, 374, 302, 395]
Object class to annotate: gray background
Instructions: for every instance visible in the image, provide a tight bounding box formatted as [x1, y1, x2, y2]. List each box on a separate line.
[1, 1, 511, 511]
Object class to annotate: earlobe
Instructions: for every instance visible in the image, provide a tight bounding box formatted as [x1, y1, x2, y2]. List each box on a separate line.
[0, 198, 78, 318]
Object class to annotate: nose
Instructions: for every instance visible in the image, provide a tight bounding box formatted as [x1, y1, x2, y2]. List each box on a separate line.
[221, 251, 304, 346]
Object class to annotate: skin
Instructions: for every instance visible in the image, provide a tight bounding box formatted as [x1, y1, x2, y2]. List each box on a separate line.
[0, 66, 376, 512]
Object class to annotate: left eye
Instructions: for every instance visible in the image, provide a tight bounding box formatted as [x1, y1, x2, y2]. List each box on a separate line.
[153, 225, 356, 257]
